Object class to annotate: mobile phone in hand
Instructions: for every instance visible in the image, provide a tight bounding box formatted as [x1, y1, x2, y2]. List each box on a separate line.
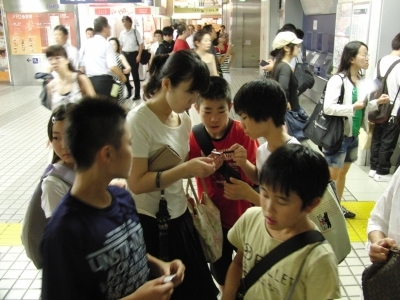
[260, 60, 269, 67]
[163, 274, 176, 283]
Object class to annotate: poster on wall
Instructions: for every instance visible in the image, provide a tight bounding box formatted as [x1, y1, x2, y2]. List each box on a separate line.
[332, 2, 352, 68]
[349, 3, 370, 43]
[0, 9, 10, 81]
[6, 12, 76, 56]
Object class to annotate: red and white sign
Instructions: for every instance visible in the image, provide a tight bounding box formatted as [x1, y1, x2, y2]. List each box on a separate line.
[135, 7, 151, 15]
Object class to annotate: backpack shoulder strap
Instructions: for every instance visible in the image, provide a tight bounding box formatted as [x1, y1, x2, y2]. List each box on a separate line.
[47, 163, 75, 186]
[382, 59, 400, 79]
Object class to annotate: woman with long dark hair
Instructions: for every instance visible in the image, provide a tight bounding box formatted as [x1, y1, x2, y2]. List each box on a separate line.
[45, 45, 95, 110]
[323, 41, 389, 218]
[126, 50, 219, 299]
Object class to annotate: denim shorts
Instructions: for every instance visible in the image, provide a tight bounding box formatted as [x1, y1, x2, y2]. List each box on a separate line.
[323, 136, 359, 168]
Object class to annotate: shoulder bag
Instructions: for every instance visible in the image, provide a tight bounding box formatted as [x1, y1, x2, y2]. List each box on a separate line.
[186, 177, 223, 263]
[303, 74, 345, 154]
[362, 248, 400, 300]
[236, 231, 325, 300]
[133, 29, 151, 65]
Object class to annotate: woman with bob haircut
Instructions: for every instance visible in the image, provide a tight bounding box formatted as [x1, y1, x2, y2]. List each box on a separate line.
[126, 50, 219, 299]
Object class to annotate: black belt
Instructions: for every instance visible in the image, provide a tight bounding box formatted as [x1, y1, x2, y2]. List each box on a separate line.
[123, 50, 138, 54]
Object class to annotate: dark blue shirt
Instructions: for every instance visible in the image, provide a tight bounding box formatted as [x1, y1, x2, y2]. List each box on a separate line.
[41, 186, 150, 300]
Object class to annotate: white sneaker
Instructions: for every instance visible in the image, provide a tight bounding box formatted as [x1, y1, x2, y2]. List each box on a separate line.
[368, 170, 376, 178]
[374, 174, 392, 182]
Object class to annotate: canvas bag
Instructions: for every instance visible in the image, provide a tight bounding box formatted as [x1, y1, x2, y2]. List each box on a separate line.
[362, 249, 400, 299]
[368, 59, 400, 124]
[186, 177, 223, 263]
[303, 74, 345, 155]
[21, 164, 75, 269]
[307, 181, 351, 264]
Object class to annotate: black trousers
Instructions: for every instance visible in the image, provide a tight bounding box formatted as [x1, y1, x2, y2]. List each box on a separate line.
[370, 118, 400, 175]
[89, 75, 114, 98]
[123, 51, 140, 98]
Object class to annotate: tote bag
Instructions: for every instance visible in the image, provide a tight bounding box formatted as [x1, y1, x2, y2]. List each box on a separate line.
[307, 181, 351, 263]
[186, 178, 223, 263]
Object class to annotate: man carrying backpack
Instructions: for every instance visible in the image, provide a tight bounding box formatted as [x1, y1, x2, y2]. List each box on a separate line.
[369, 33, 400, 182]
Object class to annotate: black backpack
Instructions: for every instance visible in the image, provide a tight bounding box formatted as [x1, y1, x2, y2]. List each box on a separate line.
[368, 59, 400, 124]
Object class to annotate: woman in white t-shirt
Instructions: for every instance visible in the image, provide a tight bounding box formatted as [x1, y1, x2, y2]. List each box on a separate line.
[126, 50, 219, 300]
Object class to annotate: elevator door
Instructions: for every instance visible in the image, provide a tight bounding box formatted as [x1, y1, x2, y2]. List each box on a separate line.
[242, 13, 260, 68]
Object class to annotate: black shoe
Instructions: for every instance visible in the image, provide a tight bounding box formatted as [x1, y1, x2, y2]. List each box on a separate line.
[341, 206, 356, 218]
[133, 96, 141, 100]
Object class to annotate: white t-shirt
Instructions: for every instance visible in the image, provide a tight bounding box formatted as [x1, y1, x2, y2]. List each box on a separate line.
[256, 137, 300, 172]
[63, 43, 79, 71]
[41, 163, 72, 218]
[127, 103, 192, 219]
[228, 207, 340, 300]
[150, 41, 159, 55]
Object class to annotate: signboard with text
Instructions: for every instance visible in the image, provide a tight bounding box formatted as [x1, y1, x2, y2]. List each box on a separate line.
[60, 0, 142, 3]
[7, 12, 77, 55]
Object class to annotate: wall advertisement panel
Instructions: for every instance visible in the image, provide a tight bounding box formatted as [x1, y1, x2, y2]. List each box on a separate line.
[6, 12, 76, 56]
[0, 9, 10, 81]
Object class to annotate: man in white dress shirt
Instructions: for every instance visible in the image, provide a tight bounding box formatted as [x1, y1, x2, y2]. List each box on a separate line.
[119, 16, 143, 100]
[53, 25, 79, 71]
[81, 16, 126, 97]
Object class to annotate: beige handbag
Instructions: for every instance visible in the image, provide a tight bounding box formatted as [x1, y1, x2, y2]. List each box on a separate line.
[186, 178, 223, 263]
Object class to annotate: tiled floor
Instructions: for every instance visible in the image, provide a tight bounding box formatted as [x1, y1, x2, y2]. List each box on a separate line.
[0, 68, 391, 299]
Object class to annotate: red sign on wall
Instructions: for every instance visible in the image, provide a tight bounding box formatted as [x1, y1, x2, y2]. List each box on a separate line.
[94, 8, 111, 15]
[135, 7, 151, 15]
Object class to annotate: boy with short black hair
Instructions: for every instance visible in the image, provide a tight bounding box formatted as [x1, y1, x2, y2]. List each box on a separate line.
[222, 144, 340, 300]
[155, 26, 175, 55]
[41, 97, 184, 300]
[189, 76, 259, 294]
[223, 79, 300, 205]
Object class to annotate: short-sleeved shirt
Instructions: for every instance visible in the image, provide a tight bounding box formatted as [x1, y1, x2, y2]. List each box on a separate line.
[189, 120, 259, 229]
[81, 35, 117, 77]
[127, 103, 192, 219]
[63, 43, 79, 70]
[119, 29, 142, 52]
[173, 38, 190, 52]
[256, 138, 300, 172]
[41, 186, 150, 299]
[228, 207, 340, 300]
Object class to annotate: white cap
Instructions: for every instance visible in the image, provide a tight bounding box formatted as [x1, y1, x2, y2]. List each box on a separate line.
[272, 31, 303, 50]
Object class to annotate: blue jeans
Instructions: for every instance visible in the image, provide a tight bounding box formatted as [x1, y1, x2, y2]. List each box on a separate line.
[324, 136, 358, 168]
